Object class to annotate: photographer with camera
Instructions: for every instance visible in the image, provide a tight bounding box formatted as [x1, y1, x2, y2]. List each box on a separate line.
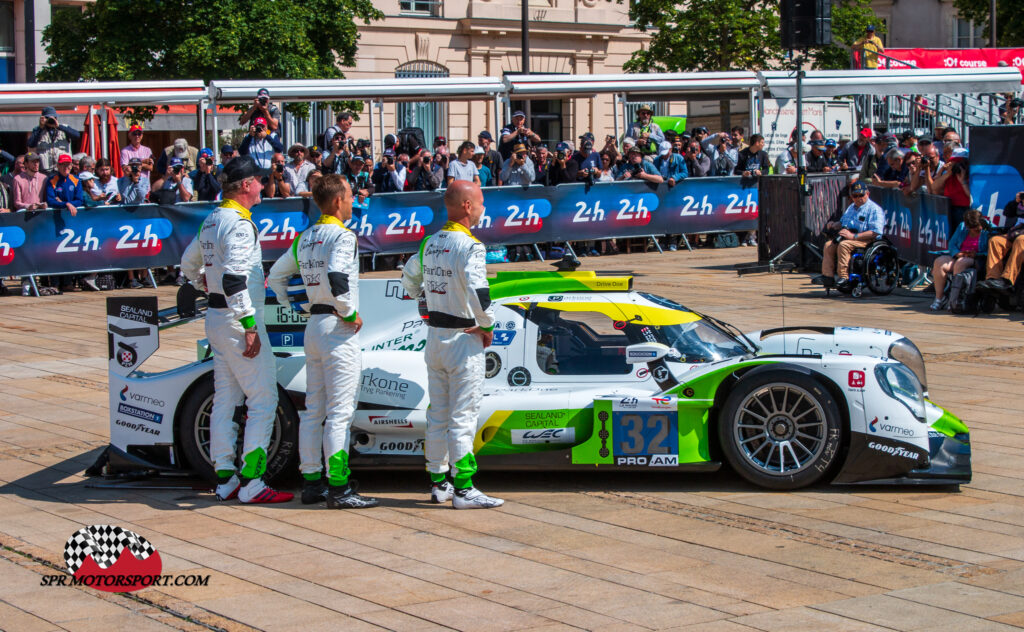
[321, 112, 354, 156]
[407, 149, 445, 191]
[27, 107, 81, 175]
[654, 140, 688, 186]
[238, 88, 281, 135]
[615, 146, 664, 184]
[193, 149, 223, 202]
[119, 157, 150, 205]
[120, 125, 154, 179]
[710, 133, 738, 176]
[684, 140, 711, 177]
[625, 104, 665, 156]
[447, 141, 481, 186]
[239, 117, 284, 172]
[340, 153, 374, 205]
[498, 111, 541, 160]
[373, 147, 408, 193]
[500, 143, 536, 186]
[284, 144, 316, 195]
[544, 142, 578, 186]
[819, 181, 885, 291]
[931, 145, 972, 231]
[572, 133, 602, 184]
[477, 131, 502, 179]
[262, 152, 292, 199]
[151, 157, 194, 203]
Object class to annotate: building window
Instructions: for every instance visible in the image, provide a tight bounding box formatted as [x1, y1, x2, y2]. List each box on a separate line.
[0, 1, 15, 53]
[396, 61, 449, 147]
[399, 0, 442, 16]
[953, 18, 985, 48]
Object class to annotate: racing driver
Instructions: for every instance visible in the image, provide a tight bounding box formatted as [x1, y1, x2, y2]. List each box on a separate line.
[181, 156, 293, 503]
[401, 180, 503, 509]
[267, 175, 379, 509]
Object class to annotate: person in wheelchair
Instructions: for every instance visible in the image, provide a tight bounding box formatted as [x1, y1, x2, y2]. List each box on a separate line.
[977, 191, 1024, 295]
[820, 180, 886, 292]
[929, 209, 988, 310]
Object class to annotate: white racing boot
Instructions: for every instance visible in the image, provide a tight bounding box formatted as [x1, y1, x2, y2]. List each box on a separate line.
[453, 487, 504, 510]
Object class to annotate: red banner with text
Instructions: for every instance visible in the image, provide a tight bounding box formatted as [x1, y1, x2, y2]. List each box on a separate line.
[881, 48, 1024, 82]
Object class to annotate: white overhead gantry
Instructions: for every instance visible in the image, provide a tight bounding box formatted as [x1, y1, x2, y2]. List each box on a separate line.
[207, 77, 507, 157]
[0, 80, 207, 160]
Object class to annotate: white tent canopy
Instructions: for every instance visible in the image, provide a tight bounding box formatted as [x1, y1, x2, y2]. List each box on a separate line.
[758, 67, 1022, 99]
[505, 72, 762, 99]
[0, 80, 207, 110]
[208, 77, 507, 104]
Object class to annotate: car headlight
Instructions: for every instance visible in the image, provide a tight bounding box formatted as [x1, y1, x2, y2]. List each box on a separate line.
[874, 363, 926, 422]
[888, 337, 927, 392]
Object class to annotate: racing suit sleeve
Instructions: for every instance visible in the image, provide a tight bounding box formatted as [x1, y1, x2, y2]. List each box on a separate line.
[267, 246, 299, 306]
[328, 231, 359, 321]
[222, 219, 258, 329]
[464, 241, 495, 331]
[180, 237, 205, 290]
[401, 238, 426, 299]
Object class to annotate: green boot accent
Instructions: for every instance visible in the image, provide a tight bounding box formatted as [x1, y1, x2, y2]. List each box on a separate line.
[429, 471, 446, 484]
[216, 469, 235, 481]
[302, 471, 323, 482]
[327, 450, 351, 486]
[239, 447, 267, 480]
[452, 453, 478, 489]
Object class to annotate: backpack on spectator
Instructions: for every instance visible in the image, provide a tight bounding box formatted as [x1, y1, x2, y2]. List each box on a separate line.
[317, 125, 341, 151]
[396, 127, 425, 156]
[947, 267, 978, 315]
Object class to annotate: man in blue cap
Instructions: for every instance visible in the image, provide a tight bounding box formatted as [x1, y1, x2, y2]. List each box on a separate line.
[820, 180, 886, 290]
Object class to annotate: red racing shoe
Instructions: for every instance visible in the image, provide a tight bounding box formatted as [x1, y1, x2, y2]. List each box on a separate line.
[238, 478, 294, 504]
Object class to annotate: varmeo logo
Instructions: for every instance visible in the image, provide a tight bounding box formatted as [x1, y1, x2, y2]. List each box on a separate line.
[119, 387, 165, 409]
[0, 226, 27, 265]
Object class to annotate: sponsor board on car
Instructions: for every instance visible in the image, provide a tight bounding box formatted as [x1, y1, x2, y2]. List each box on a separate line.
[510, 428, 576, 445]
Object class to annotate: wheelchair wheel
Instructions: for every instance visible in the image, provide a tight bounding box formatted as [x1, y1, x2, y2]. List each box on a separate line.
[864, 241, 899, 295]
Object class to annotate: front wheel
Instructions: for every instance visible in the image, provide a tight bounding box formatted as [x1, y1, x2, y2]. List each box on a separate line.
[176, 373, 299, 484]
[718, 369, 843, 490]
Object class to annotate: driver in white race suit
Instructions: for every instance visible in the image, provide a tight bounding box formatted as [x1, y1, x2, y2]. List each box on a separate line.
[180, 156, 293, 504]
[267, 175, 379, 509]
[401, 181, 503, 509]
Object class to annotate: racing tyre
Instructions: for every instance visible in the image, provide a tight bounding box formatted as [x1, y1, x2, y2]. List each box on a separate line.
[176, 373, 299, 484]
[718, 369, 843, 490]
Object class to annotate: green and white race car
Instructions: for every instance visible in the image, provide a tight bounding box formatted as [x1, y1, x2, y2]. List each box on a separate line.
[103, 270, 970, 490]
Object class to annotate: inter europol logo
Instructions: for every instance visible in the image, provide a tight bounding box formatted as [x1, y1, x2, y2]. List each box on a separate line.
[41, 525, 209, 591]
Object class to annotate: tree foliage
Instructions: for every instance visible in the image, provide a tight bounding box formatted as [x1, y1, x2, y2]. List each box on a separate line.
[813, 0, 887, 70]
[38, 0, 383, 119]
[952, 0, 1024, 47]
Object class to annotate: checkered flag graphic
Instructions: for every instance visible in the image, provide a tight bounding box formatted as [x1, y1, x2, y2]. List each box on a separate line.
[63, 525, 156, 574]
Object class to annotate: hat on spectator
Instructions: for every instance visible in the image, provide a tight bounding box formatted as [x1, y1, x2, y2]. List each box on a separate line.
[57, 154, 73, 164]
[349, 153, 365, 163]
[512, 143, 527, 154]
[169, 157, 184, 167]
[555, 141, 571, 153]
[78, 171, 96, 181]
[866, 25, 875, 31]
[257, 88, 270, 97]
[859, 127, 873, 138]
[658, 140, 672, 156]
[287, 143, 306, 157]
[626, 144, 643, 155]
[850, 181, 869, 195]
[222, 155, 258, 183]
[24, 151, 40, 162]
[478, 130, 493, 141]
[636, 103, 655, 113]
[839, 135, 851, 142]
[383, 148, 396, 157]
[512, 110, 526, 119]
[579, 132, 595, 143]
[580, 138, 594, 150]
[199, 147, 214, 158]
[899, 131, 916, 141]
[693, 126, 709, 134]
[951, 147, 969, 160]
[622, 137, 635, 146]
[825, 138, 837, 147]
[809, 139, 824, 147]
[221, 144, 234, 154]
[128, 157, 142, 166]
[252, 117, 268, 127]
[433, 135, 447, 146]
[307, 145, 319, 155]
[473, 146, 485, 155]
[41, 106, 57, 118]
[128, 124, 143, 133]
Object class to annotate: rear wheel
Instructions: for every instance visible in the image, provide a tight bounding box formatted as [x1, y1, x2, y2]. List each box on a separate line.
[718, 369, 843, 490]
[176, 373, 299, 484]
[865, 242, 899, 295]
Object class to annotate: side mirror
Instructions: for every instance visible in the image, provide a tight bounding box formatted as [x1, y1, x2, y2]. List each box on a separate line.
[624, 342, 680, 364]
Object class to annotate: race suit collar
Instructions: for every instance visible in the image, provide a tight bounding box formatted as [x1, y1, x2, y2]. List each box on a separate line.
[442, 220, 477, 240]
[315, 214, 350, 230]
[220, 198, 252, 221]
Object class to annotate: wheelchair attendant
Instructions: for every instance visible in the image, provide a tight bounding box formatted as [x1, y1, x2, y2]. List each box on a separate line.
[821, 180, 887, 292]
[930, 209, 988, 310]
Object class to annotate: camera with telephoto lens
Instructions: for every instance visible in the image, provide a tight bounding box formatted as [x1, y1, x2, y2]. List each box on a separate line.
[275, 163, 284, 173]
[258, 96, 269, 106]
[584, 168, 596, 186]
[630, 163, 643, 177]
[130, 165, 140, 174]
[556, 150, 566, 161]
[254, 124, 266, 133]
[172, 164, 183, 174]
[515, 151, 527, 161]
[356, 139, 371, 150]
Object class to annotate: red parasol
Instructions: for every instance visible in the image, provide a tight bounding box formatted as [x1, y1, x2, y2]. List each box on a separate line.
[107, 109, 123, 178]
[79, 108, 103, 161]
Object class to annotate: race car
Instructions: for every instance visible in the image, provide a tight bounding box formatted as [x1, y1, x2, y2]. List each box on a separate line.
[101, 270, 970, 490]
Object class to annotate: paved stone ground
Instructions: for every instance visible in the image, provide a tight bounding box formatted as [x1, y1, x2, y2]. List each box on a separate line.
[1, 248, 1023, 631]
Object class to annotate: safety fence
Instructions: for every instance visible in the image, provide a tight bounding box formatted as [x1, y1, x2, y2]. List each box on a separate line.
[0, 178, 759, 277]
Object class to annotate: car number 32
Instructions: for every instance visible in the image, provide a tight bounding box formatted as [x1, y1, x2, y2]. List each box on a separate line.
[613, 412, 678, 456]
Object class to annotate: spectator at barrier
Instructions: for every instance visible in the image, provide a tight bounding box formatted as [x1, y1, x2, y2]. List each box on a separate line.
[322, 135, 350, 174]
[909, 139, 943, 192]
[533, 144, 551, 184]
[13, 153, 48, 211]
[151, 157, 194, 203]
[625, 104, 665, 156]
[543, 142, 579, 186]
[710, 133, 737, 176]
[620, 137, 637, 165]
[472, 147, 492, 187]
[597, 152, 616, 182]
[932, 146, 971, 229]
[433, 135, 450, 157]
[192, 152, 222, 202]
[999, 97, 1022, 125]
[730, 126, 746, 150]
[852, 24, 884, 69]
[238, 118, 283, 171]
[28, 107, 81, 174]
[307, 145, 322, 172]
[775, 143, 800, 174]
[860, 135, 891, 180]
[78, 171, 101, 207]
[156, 138, 198, 175]
[119, 158, 150, 205]
[499, 112, 541, 160]
[76, 155, 95, 177]
[978, 192, 1024, 294]
[615, 146, 663, 184]
[823, 138, 841, 170]
[46, 154, 84, 215]
[899, 130, 918, 153]
[407, 149, 444, 191]
[735, 134, 767, 178]
[120, 125, 154, 179]
[841, 129, 875, 171]
[686, 140, 712, 177]
[0, 169, 10, 213]
[601, 134, 620, 166]
[373, 148, 408, 192]
[692, 126, 710, 152]
[446, 141, 480, 185]
[872, 148, 909, 188]
[341, 153, 374, 205]
[819, 180, 885, 290]
[837, 135, 851, 154]
[930, 209, 988, 310]
[501, 143, 536, 186]
[1, 153, 24, 192]
[942, 128, 961, 146]
[218, 145, 236, 174]
[300, 170, 323, 198]
[189, 148, 214, 180]
[671, 134, 686, 156]
[655, 140, 687, 185]
[86, 158, 121, 206]
[322, 112, 354, 153]
[262, 152, 292, 199]
[477, 131, 502, 176]
[238, 88, 281, 134]
[899, 153, 921, 192]
[284, 144, 317, 195]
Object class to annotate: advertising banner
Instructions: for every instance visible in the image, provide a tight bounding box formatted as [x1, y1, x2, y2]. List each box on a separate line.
[869, 187, 950, 266]
[968, 125, 1024, 226]
[882, 48, 1024, 81]
[0, 178, 759, 277]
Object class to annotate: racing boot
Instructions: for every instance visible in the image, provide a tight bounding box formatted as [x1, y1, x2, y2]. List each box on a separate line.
[300, 475, 328, 505]
[452, 487, 504, 510]
[215, 473, 241, 501]
[325, 483, 379, 509]
[431, 479, 455, 504]
[238, 478, 294, 504]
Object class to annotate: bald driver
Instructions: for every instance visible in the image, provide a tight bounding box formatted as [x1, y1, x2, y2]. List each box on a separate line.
[401, 181, 503, 509]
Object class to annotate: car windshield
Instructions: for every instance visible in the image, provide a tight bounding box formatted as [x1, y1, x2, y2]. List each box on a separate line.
[652, 321, 749, 363]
